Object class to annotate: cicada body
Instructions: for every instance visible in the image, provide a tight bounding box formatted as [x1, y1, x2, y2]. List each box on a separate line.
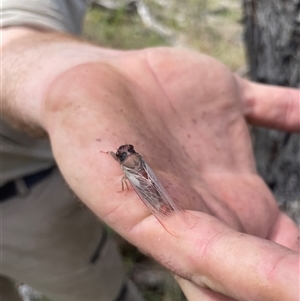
[109, 144, 183, 224]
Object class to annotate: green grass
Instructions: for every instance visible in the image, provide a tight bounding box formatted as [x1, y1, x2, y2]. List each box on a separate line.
[84, 7, 167, 49]
[83, 0, 245, 71]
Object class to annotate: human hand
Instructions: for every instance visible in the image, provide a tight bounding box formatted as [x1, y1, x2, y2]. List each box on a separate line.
[3, 30, 298, 301]
[42, 47, 298, 301]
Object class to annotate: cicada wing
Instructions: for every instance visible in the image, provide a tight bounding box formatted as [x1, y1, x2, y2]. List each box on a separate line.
[141, 160, 183, 215]
[121, 161, 184, 223]
[122, 166, 164, 218]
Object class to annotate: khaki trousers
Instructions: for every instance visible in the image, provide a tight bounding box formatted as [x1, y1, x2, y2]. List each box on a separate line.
[0, 167, 144, 301]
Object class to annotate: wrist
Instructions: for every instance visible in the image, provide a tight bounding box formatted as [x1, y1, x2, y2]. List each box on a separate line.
[1, 26, 43, 46]
[1, 28, 119, 135]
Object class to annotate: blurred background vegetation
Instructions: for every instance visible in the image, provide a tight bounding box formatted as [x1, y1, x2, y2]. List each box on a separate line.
[83, 0, 245, 71]
[83, 1, 245, 301]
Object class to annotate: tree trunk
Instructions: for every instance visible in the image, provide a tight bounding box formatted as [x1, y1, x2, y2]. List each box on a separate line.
[243, 0, 300, 223]
[243, 0, 300, 86]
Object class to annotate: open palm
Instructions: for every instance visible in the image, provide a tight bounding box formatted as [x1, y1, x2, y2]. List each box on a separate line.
[44, 47, 299, 301]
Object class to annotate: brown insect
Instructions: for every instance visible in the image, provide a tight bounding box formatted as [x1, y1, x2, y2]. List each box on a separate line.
[106, 144, 183, 223]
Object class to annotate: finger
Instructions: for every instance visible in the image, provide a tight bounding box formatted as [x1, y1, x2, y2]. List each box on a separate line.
[176, 276, 238, 301]
[182, 215, 299, 301]
[267, 211, 299, 251]
[135, 211, 298, 301]
[238, 77, 300, 132]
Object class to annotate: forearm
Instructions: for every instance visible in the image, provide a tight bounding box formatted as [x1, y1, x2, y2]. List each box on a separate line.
[1, 27, 114, 135]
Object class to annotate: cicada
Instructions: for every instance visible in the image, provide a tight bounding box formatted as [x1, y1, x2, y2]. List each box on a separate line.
[106, 144, 183, 224]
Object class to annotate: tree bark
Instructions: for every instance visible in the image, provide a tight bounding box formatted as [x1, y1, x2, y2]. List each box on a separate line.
[243, 0, 300, 223]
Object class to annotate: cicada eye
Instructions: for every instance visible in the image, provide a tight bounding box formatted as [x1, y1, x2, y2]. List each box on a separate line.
[119, 152, 127, 162]
[128, 144, 134, 150]
[116, 151, 121, 157]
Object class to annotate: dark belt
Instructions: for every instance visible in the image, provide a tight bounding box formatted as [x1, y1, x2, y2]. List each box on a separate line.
[0, 167, 55, 202]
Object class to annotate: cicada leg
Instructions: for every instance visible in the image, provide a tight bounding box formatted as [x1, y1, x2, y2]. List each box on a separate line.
[100, 150, 119, 161]
[118, 176, 130, 193]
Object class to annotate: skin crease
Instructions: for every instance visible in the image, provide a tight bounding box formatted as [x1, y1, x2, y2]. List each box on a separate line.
[2, 29, 299, 301]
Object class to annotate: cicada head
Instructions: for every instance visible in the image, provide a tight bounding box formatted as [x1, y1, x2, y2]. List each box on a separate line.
[115, 144, 137, 163]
